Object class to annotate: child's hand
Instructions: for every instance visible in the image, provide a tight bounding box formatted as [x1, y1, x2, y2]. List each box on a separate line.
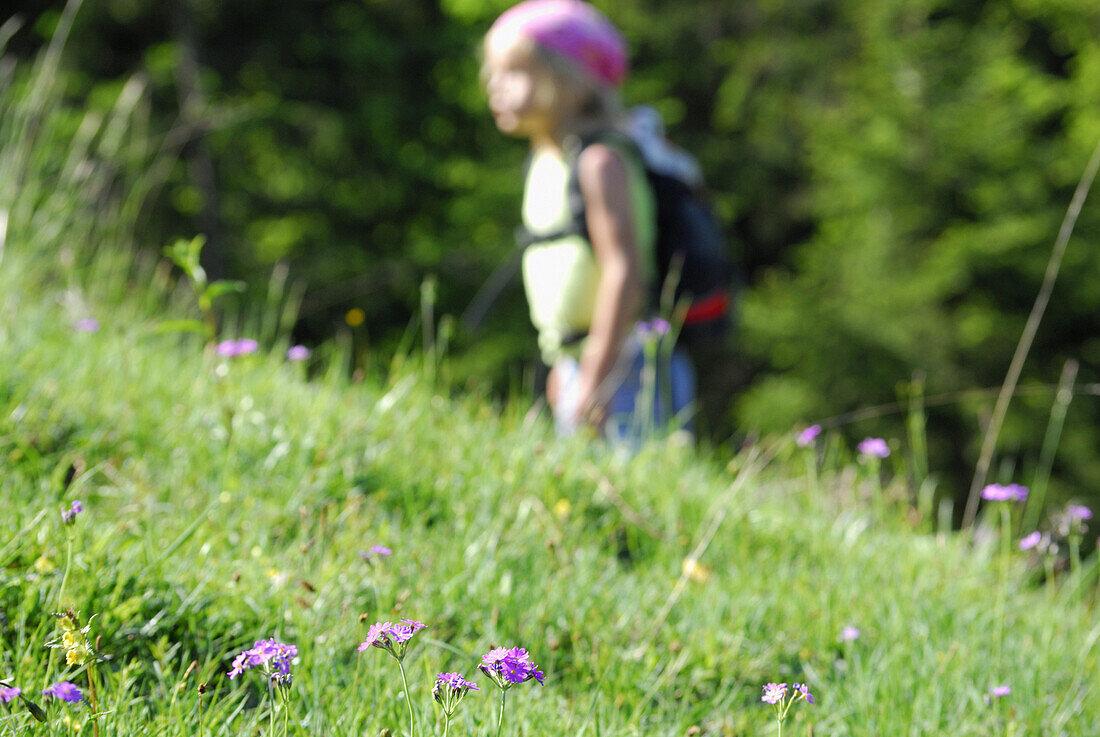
[550, 360, 606, 433]
[574, 377, 607, 430]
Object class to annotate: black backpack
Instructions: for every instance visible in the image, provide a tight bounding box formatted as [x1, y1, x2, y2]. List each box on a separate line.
[515, 131, 737, 340]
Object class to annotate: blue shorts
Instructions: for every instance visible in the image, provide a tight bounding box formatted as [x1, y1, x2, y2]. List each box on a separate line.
[552, 334, 696, 444]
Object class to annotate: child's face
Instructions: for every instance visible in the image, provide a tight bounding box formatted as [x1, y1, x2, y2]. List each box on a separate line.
[483, 31, 556, 140]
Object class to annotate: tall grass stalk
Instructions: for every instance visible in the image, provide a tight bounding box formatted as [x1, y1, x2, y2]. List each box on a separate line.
[906, 372, 935, 528]
[86, 663, 100, 737]
[816, 381, 1100, 427]
[421, 276, 438, 386]
[636, 337, 658, 442]
[1024, 359, 1078, 532]
[1, 0, 82, 200]
[964, 137, 1100, 527]
[56, 532, 74, 611]
[197, 688, 205, 737]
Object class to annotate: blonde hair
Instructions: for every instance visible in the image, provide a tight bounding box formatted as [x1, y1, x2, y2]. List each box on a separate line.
[480, 33, 626, 144]
[532, 43, 625, 138]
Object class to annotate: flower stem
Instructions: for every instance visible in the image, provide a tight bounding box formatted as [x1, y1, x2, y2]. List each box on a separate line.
[496, 689, 507, 737]
[995, 504, 1010, 667]
[43, 534, 75, 693]
[198, 692, 204, 737]
[442, 713, 451, 737]
[57, 533, 73, 609]
[397, 660, 415, 737]
[87, 663, 100, 737]
[1069, 532, 1081, 577]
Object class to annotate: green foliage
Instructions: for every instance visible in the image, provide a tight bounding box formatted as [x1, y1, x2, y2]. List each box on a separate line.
[2, 43, 1100, 735]
[734, 1, 1100, 508]
[9, 0, 1100, 508]
[161, 234, 245, 339]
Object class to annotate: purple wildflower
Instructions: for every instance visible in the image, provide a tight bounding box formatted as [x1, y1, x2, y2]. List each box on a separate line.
[1019, 531, 1043, 551]
[359, 545, 392, 563]
[61, 500, 83, 525]
[792, 682, 815, 704]
[857, 438, 890, 458]
[481, 647, 510, 666]
[839, 626, 861, 642]
[270, 672, 294, 688]
[1067, 504, 1093, 521]
[989, 685, 1011, 698]
[436, 672, 479, 693]
[227, 638, 297, 679]
[357, 621, 395, 652]
[479, 646, 544, 689]
[981, 483, 1028, 502]
[357, 620, 425, 661]
[636, 318, 671, 340]
[433, 672, 479, 717]
[761, 682, 787, 705]
[388, 619, 427, 644]
[796, 425, 821, 447]
[41, 682, 83, 703]
[216, 338, 259, 357]
[286, 345, 312, 361]
[73, 318, 100, 333]
[0, 686, 21, 703]
[228, 652, 249, 679]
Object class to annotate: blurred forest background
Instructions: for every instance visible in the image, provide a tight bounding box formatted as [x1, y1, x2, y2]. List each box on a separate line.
[7, 0, 1100, 513]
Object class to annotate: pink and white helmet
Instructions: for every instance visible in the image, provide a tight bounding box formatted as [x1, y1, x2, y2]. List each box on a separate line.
[490, 0, 629, 86]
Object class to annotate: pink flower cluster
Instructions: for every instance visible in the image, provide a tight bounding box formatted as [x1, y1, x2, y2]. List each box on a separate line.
[762, 681, 815, 705]
[357, 619, 428, 661]
[857, 437, 890, 459]
[216, 338, 259, 357]
[796, 425, 821, 447]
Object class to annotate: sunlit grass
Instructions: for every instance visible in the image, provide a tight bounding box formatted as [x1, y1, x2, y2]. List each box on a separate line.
[3, 239, 1099, 736]
[2, 14, 1099, 737]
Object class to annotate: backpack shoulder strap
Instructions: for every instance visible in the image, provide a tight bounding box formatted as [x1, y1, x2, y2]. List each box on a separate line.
[563, 130, 647, 237]
[515, 131, 647, 249]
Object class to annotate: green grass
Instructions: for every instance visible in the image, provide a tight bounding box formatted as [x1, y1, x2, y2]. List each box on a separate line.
[2, 22, 1099, 737]
[4, 247, 1100, 737]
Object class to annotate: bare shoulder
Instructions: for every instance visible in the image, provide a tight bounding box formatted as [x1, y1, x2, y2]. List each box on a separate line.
[576, 143, 629, 199]
[575, 141, 638, 264]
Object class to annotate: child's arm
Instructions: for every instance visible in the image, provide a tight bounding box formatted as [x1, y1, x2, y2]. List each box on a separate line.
[572, 143, 643, 426]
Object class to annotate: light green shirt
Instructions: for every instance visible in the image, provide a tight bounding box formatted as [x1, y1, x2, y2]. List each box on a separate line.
[520, 141, 655, 363]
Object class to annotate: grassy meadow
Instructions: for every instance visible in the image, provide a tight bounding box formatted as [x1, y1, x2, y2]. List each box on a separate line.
[2, 21, 1100, 737]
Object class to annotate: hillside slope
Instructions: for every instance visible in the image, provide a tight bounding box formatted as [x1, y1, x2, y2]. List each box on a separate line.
[1, 244, 1097, 736]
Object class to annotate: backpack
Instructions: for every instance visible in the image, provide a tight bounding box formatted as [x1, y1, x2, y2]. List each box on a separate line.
[514, 117, 737, 342]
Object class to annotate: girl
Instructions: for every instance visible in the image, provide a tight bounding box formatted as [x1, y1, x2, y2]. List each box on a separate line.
[483, 0, 695, 441]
